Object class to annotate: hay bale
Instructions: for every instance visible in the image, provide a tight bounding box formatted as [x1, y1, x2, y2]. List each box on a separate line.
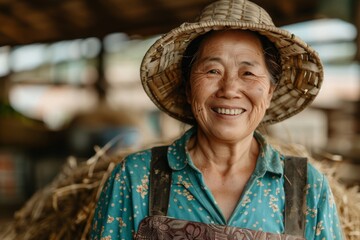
[0, 138, 127, 240]
[0, 138, 359, 239]
[0, 153, 120, 240]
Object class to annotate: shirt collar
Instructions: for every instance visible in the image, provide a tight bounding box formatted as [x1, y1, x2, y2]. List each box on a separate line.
[167, 127, 195, 171]
[252, 131, 283, 177]
[167, 127, 283, 176]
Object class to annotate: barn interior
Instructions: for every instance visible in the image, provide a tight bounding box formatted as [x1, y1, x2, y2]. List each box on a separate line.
[0, 0, 359, 239]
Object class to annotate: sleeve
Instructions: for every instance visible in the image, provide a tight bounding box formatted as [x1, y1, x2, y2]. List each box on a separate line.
[313, 174, 344, 240]
[90, 161, 135, 240]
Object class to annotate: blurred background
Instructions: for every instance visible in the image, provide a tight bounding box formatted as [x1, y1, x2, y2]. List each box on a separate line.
[0, 0, 359, 227]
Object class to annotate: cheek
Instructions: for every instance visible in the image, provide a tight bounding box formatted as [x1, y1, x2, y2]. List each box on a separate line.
[190, 77, 205, 95]
[264, 84, 275, 107]
[189, 89, 209, 124]
[188, 75, 209, 103]
[188, 76, 212, 121]
[192, 100, 206, 121]
[251, 83, 273, 108]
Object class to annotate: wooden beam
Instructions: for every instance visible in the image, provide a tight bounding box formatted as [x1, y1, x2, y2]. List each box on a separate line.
[0, 0, 327, 46]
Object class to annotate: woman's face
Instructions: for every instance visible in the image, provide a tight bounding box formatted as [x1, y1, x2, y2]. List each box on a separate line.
[187, 30, 275, 142]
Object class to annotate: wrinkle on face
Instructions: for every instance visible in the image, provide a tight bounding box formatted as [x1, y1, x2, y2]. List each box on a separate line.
[193, 100, 207, 125]
[186, 30, 275, 142]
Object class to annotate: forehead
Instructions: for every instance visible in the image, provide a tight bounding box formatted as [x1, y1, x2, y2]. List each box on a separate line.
[193, 30, 266, 68]
[198, 30, 263, 53]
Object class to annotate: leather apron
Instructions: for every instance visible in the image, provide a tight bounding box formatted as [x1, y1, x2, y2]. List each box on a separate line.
[134, 146, 307, 240]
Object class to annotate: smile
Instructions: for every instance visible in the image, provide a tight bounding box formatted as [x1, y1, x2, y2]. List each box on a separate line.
[212, 107, 245, 115]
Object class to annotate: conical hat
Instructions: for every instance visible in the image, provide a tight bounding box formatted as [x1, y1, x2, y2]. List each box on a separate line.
[140, 0, 323, 125]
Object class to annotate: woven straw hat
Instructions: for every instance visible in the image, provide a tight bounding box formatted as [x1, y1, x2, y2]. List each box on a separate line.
[140, 0, 323, 125]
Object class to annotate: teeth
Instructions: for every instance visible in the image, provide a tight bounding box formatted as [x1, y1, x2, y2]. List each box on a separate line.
[214, 108, 244, 115]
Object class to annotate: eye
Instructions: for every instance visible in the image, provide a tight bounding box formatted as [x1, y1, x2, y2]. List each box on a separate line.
[208, 69, 220, 74]
[243, 71, 255, 76]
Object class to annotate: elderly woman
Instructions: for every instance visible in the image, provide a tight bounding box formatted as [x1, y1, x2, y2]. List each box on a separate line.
[91, 0, 343, 239]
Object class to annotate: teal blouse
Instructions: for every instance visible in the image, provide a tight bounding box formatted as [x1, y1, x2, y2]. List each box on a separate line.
[90, 127, 343, 239]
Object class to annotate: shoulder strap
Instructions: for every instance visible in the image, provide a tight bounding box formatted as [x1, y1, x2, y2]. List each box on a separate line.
[284, 156, 308, 237]
[149, 146, 172, 216]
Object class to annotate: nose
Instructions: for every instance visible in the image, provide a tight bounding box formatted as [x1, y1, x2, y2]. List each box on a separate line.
[215, 74, 242, 99]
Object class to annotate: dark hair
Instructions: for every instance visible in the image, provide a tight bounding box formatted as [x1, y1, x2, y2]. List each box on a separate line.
[181, 32, 212, 85]
[181, 30, 282, 85]
[257, 33, 282, 85]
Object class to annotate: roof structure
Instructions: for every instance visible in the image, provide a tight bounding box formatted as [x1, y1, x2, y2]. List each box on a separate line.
[0, 0, 349, 46]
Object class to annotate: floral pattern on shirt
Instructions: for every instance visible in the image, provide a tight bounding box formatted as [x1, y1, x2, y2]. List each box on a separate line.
[135, 175, 149, 199]
[90, 127, 343, 240]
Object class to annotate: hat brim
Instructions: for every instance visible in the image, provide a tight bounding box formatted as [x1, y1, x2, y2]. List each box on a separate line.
[140, 21, 323, 126]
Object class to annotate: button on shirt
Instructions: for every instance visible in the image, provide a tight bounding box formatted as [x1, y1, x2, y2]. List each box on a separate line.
[90, 127, 343, 240]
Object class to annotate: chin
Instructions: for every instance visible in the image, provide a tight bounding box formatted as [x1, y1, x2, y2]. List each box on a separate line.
[211, 127, 253, 142]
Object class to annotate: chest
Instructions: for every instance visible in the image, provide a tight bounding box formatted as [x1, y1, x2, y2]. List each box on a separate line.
[203, 170, 254, 221]
[147, 146, 308, 237]
[170, 170, 286, 230]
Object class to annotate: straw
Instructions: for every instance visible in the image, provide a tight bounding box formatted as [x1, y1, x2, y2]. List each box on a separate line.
[0, 138, 126, 240]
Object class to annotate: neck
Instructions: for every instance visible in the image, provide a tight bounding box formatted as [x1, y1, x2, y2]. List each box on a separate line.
[187, 129, 259, 174]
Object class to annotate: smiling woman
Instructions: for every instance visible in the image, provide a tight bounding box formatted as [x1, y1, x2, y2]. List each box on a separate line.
[186, 30, 276, 144]
[90, 0, 344, 239]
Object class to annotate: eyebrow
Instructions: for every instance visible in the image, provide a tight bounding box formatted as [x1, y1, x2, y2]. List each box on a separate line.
[239, 60, 260, 67]
[197, 56, 260, 67]
[196, 56, 222, 64]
